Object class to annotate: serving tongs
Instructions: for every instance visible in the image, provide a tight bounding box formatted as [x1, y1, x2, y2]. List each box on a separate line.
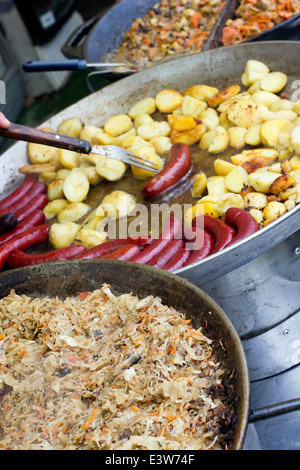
[0, 123, 159, 172]
[23, 59, 137, 75]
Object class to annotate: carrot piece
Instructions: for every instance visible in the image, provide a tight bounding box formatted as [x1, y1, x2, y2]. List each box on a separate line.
[190, 11, 201, 28]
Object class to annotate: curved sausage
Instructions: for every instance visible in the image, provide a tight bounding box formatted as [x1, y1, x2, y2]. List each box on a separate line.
[163, 247, 192, 272]
[0, 180, 47, 217]
[0, 224, 50, 270]
[225, 207, 260, 246]
[147, 238, 185, 268]
[15, 193, 48, 222]
[0, 210, 45, 246]
[0, 176, 36, 211]
[74, 236, 153, 259]
[7, 244, 86, 268]
[100, 244, 141, 260]
[192, 215, 236, 254]
[183, 229, 214, 265]
[142, 143, 192, 199]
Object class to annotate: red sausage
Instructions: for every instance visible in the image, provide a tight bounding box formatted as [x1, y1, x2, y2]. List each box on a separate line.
[0, 180, 47, 217]
[15, 193, 48, 222]
[225, 207, 260, 247]
[74, 236, 153, 259]
[183, 230, 214, 265]
[100, 244, 141, 260]
[192, 215, 236, 254]
[163, 247, 192, 272]
[0, 176, 36, 211]
[142, 143, 192, 199]
[0, 210, 46, 246]
[147, 238, 185, 268]
[7, 245, 86, 268]
[130, 216, 182, 264]
[0, 224, 50, 270]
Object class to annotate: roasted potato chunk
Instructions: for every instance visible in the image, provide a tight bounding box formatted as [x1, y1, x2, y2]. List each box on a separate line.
[58, 118, 83, 138]
[104, 114, 133, 137]
[57, 202, 90, 224]
[49, 222, 79, 249]
[63, 169, 90, 202]
[155, 89, 183, 113]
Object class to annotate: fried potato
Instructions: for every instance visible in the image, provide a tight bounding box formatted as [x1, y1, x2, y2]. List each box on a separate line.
[58, 118, 84, 138]
[19, 163, 56, 174]
[241, 60, 270, 87]
[137, 121, 171, 140]
[228, 126, 247, 149]
[63, 169, 90, 202]
[224, 166, 249, 193]
[58, 148, 80, 169]
[248, 169, 282, 193]
[57, 202, 90, 224]
[134, 113, 154, 129]
[149, 136, 172, 154]
[199, 107, 219, 130]
[95, 156, 127, 181]
[180, 95, 207, 116]
[128, 97, 156, 119]
[191, 172, 207, 197]
[199, 129, 216, 150]
[260, 118, 294, 148]
[129, 145, 163, 179]
[214, 159, 236, 176]
[243, 192, 268, 209]
[263, 201, 286, 220]
[104, 114, 133, 137]
[49, 222, 79, 249]
[91, 130, 114, 145]
[269, 174, 295, 195]
[214, 193, 244, 214]
[183, 84, 219, 102]
[38, 171, 57, 185]
[244, 123, 262, 146]
[250, 91, 280, 107]
[208, 126, 229, 154]
[167, 114, 198, 131]
[259, 71, 288, 93]
[82, 165, 103, 185]
[47, 178, 65, 201]
[230, 148, 278, 165]
[155, 89, 183, 113]
[77, 228, 108, 249]
[206, 175, 228, 197]
[99, 190, 136, 219]
[207, 84, 241, 108]
[43, 199, 69, 220]
[226, 99, 260, 128]
[80, 125, 103, 143]
[170, 123, 206, 145]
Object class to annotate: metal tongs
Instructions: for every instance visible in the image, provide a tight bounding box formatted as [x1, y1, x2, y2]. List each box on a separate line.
[0, 123, 158, 173]
[23, 59, 136, 74]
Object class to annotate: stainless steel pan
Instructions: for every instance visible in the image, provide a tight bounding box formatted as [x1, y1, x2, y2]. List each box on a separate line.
[1, 41, 300, 338]
[0, 259, 250, 450]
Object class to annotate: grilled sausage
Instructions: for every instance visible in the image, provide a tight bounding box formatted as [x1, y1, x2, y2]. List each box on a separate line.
[0, 176, 36, 211]
[7, 244, 86, 268]
[142, 143, 192, 199]
[192, 215, 236, 254]
[225, 207, 260, 246]
[0, 210, 45, 246]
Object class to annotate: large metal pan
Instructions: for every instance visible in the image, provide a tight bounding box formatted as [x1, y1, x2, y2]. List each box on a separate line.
[0, 259, 250, 450]
[1, 41, 300, 338]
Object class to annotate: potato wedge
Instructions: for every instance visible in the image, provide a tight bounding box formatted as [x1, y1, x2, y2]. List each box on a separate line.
[260, 118, 294, 148]
[168, 113, 198, 131]
[250, 91, 280, 107]
[241, 60, 270, 87]
[38, 171, 57, 185]
[214, 159, 236, 176]
[58, 118, 83, 138]
[217, 92, 250, 113]
[112, 128, 136, 147]
[248, 169, 282, 193]
[47, 178, 65, 201]
[134, 113, 154, 129]
[149, 136, 172, 154]
[183, 84, 219, 102]
[248, 208, 264, 224]
[79, 208, 107, 232]
[269, 174, 295, 194]
[63, 169, 90, 202]
[244, 123, 262, 146]
[289, 155, 300, 170]
[91, 130, 114, 146]
[155, 89, 183, 113]
[259, 71, 288, 93]
[228, 126, 247, 149]
[207, 84, 241, 108]
[199, 107, 219, 130]
[170, 123, 206, 145]
[43, 199, 69, 220]
[224, 166, 249, 193]
[104, 114, 133, 137]
[77, 228, 108, 249]
[208, 126, 229, 154]
[128, 97, 156, 119]
[230, 148, 278, 165]
[199, 129, 216, 150]
[95, 156, 127, 182]
[191, 172, 207, 197]
[49, 222, 79, 249]
[57, 202, 90, 224]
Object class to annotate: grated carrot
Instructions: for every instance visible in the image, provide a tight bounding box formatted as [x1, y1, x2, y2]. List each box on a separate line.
[81, 408, 98, 429]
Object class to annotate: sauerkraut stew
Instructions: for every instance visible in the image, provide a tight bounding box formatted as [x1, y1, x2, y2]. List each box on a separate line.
[0, 284, 235, 450]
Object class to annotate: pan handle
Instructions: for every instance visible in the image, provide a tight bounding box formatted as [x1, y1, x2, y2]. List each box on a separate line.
[249, 397, 300, 423]
[61, 15, 100, 60]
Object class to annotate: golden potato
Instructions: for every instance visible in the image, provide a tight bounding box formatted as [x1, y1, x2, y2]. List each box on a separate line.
[99, 190, 136, 219]
[269, 174, 295, 194]
[38, 171, 57, 185]
[248, 169, 282, 193]
[19, 163, 56, 175]
[58, 148, 80, 169]
[129, 145, 163, 179]
[80, 125, 103, 143]
[149, 136, 172, 154]
[243, 192, 268, 209]
[226, 99, 260, 128]
[214, 159, 236, 176]
[47, 178, 65, 201]
[230, 148, 278, 165]
[214, 193, 244, 214]
[228, 126, 247, 149]
[183, 84, 219, 102]
[207, 84, 241, 108]
[134, 113, 154, 129]
[43, 199, 69, 220]
[199, 129, 216, 150]
[155, 89, 183, 113]
[263, 201, 286, 220]
[57, 202, 90, 224]
[191, 172, 207, 197]
[208, 126, 229, 154]
[170, 123, 206, 145]
[250, 91, 280, 107]
[168, 113, 198, 131]
[199, 107, 219, 130]
[259, 71, 288, 93]
[137, 121, 171, 140]
[128, 97, 156, 119]
[244, 123, 262, 146]
[260, 118, 294, 148]
[95, 156, 127, 181]
[91, 130, 114, 145]
[49, 222, 79, 249]
[63, 169, 90, 202]
[77, 229, 108, 249]
[180, 95, 207, 116]
[241, 60, 270, 87]
[224, 166, 249, 193]
[104, 114, 133, 137]
[206, 175, 228, 197]
[58, 118, 83, 138]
